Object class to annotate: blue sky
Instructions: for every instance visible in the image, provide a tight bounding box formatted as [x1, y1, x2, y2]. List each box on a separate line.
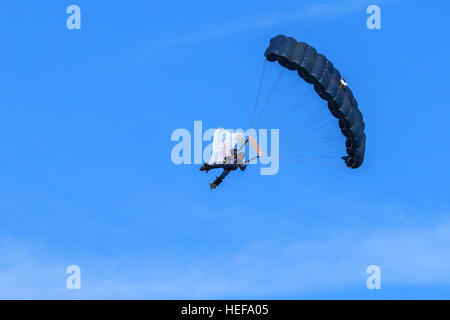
[0, 0, 449, 299]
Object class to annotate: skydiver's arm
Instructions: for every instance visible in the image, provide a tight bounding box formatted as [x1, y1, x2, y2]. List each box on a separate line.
[207, 163, 224, 169]
[217, 169, 231, 181]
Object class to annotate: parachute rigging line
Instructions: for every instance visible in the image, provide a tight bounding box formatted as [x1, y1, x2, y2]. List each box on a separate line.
[250, 60, 267, 128]
[258, 76, 301, 127]
[279, 108, 331, 145]
[254, 68, 285, 126]
[263, 91, 316, 129]
[279, 120, 337, 149]
[280, 158, 342, 167]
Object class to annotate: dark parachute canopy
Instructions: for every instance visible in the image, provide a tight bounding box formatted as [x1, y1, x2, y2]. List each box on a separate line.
[263, 35, 366, 168]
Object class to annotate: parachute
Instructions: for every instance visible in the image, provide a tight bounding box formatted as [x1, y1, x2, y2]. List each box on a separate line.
[257, 35, 366, 169]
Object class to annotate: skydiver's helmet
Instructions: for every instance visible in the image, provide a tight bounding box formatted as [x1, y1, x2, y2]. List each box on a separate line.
[237, 152, 245, 164]
[225, 149, 237, 164]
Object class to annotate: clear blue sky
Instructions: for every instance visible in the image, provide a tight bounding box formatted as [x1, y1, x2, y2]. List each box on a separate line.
[0, 0, 449, 299]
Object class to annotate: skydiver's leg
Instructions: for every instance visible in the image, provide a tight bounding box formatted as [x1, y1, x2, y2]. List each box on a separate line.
[200, 163, 225, 172]
[208, 164, 225, 169]
[222, 164, 237, 170]
[210, 169, 231, 189]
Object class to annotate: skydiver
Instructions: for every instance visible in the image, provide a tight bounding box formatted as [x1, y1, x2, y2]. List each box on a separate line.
[200, 148, 247, 190]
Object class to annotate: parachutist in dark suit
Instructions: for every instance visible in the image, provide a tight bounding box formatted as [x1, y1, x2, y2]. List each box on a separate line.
[200, 148, 247, 190]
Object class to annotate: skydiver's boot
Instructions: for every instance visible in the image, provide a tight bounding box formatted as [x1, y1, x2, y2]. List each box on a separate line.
[210, 177, 223, 190]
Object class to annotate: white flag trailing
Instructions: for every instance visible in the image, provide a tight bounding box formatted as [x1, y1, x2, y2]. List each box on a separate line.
[207, 128, 245, 165]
